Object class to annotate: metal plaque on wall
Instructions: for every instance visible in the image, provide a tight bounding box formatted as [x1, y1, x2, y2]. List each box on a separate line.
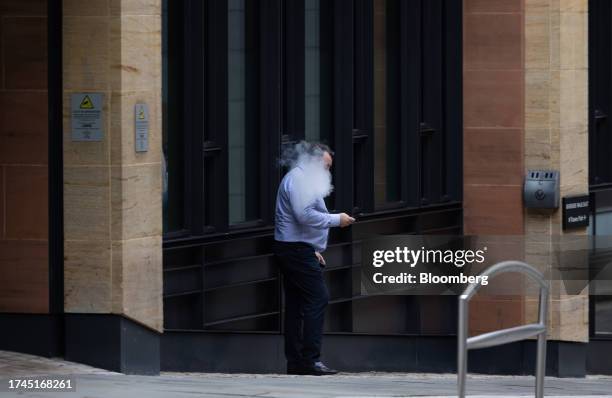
[562, 195, 590, 230]
[71, 93, 104, 141]
[134, 103, 149, 152]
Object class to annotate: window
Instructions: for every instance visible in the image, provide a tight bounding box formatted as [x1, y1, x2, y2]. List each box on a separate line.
[589, 190, 612, 336]
[373, 0, 401, 207]
[283, 0, 333, 145]
[163, 0, 462, 239]
[228, 0, 260, 224]
[304, 0, 333, 143]
[368, 0, 462, 210]
[162, 0, 185, 234]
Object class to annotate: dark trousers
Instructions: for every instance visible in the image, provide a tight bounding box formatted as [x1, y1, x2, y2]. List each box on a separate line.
[273, 240, 329, 367]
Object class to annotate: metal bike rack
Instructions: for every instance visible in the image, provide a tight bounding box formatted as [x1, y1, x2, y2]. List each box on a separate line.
[457, 261, 549, 398]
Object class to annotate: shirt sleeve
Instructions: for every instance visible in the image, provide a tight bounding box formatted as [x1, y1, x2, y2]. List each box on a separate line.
[288, 182, 340, 229]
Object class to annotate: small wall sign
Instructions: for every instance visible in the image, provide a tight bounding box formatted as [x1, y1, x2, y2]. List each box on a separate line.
[71, 93, 104, 141]
[562, 195, 590, 230]
[134, 103, 149, 152]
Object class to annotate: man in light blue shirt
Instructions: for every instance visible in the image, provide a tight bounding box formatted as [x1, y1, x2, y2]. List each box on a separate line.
[273, 142, 354, 376]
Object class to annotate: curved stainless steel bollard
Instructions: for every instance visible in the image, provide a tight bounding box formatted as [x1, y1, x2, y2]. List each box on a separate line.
[457, 261, 549, 398]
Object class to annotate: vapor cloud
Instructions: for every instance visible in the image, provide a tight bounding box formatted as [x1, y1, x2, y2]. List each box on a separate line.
[280, 141, 334, 211]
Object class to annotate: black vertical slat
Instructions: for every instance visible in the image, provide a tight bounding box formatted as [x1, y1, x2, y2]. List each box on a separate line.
[260, 0, 282, 225]
[332, 0, 354, 330]
[352, 0, 374, 214]
[600, 0, 608, 184]
[439, 0, 448, 202]
[588, 0, 596, 184]
[48, 0, 64, 321]
[182, 0, 193, 231]
[606, 0, 612, 184]
[283, 0, 305, 140]
[245, 0, 261, 221]
[383, 0, 400, 204]
[444, 0, 463, 202]
[588, 0, 612, 186]
[420, 0, 443, 205]
[260, 0, 283, 332]
[333, 0, 354, 214]
[319, 0, 334, 145]
[186, 0, 205, 234]
[402, 0, 421, 206]
[601, 0, 606, 184]
[207, 0, 229, 230]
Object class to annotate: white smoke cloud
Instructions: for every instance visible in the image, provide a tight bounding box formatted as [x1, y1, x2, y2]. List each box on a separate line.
[280, 141, 334, 211]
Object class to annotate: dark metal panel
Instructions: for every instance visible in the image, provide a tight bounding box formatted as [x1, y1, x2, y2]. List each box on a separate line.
[164, 266, 202, 296]
[587, 339, 612, 375]
[204, 281, 279, 327]
[164, 293, 203, 330]
[163, 204, 462, 333]
[162, 332, 285, 373]
[64, 314, 161, 375]
[0, 314, 63, 358]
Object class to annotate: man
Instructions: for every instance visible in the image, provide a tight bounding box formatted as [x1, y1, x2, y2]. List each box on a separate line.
[273, 142, 355, 376]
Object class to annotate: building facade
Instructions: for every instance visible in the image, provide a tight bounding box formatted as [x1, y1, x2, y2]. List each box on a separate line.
[0, 0, 609, 376]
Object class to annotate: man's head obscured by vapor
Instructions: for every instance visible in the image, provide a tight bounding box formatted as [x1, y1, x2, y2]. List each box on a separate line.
[280, 141, 335, 210]
[280, 141, 334, 168]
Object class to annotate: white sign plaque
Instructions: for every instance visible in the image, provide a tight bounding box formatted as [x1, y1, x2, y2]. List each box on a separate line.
[134, 103, 149, 153]
[71, 93, 104, 141]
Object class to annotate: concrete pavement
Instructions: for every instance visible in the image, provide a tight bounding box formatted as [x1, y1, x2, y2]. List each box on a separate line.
[1, 350, 611, 397]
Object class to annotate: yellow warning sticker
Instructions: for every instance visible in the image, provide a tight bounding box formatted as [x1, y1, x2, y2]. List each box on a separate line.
[79, 95, 95, 109]
[138, 108, 146, 120]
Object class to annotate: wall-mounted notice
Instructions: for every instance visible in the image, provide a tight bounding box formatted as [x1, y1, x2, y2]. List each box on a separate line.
[134, 103, 149, 153]
[562, 195, 590, 230]
[71, 93, 104, 141]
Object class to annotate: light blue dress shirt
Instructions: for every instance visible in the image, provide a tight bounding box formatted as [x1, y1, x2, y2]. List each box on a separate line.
[274, 166, 341, 252]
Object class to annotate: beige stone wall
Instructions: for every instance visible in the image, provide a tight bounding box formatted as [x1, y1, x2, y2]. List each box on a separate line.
[524, 0, 588, 342]
[63, 0, 163, 331]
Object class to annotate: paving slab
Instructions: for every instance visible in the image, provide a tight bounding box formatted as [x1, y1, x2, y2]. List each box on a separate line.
[1, 350, 611, 397]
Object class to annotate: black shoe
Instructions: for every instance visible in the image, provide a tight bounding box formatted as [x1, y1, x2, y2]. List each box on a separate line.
[287, 361, 338, 376]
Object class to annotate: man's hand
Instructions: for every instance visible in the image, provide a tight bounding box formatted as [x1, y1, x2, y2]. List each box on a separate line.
[315, 251, 326, 266]
[339, 213, 356, 228]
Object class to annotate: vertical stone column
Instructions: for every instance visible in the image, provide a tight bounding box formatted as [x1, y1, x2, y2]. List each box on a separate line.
[463, 0, 526, 336]
[63, 0, 162, 333]
[0, 0, 49, 314]
[524, 0, 588, 375]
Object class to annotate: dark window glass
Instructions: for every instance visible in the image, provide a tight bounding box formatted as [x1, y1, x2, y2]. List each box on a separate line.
[162, 0, 185, 233]
[591, 209, 612, 335]
[228, 0, 260, 225]
[590, 190, 612, 335]
[304, 0, 333, 144]
[373, 0, 401, 207]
